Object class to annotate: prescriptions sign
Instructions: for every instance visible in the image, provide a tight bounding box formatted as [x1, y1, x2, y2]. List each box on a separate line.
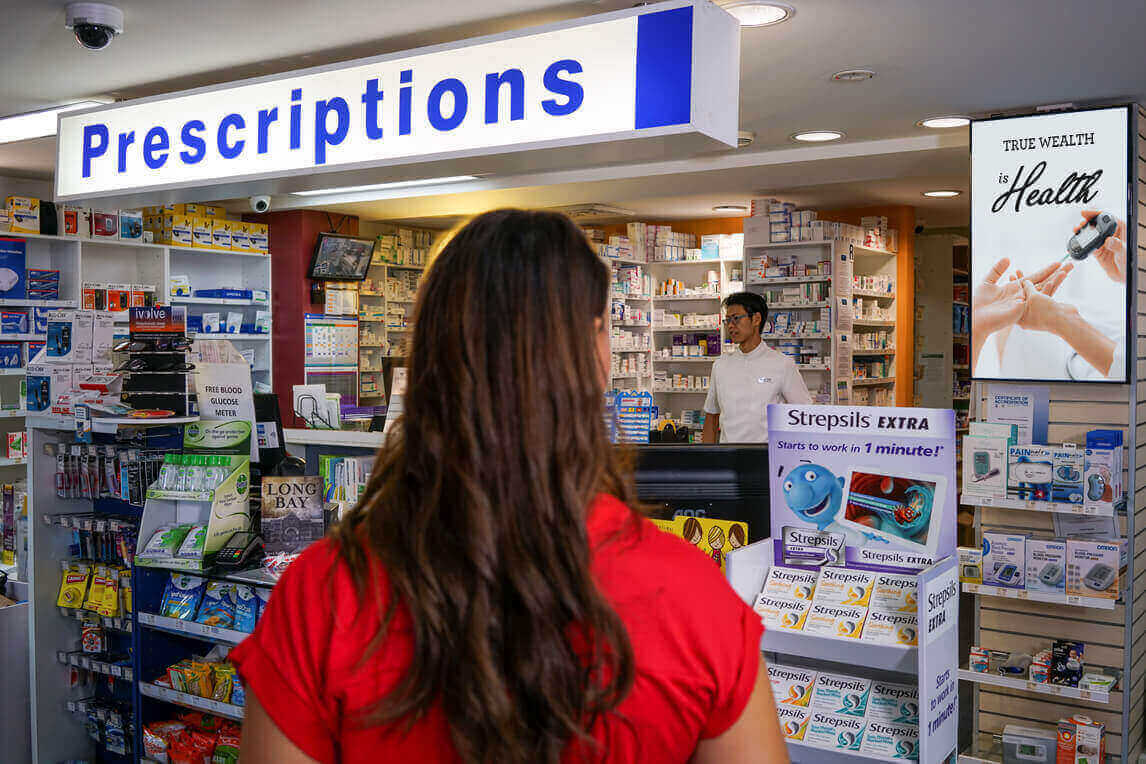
[971, 106, 1131, 382]
[56, 1, 737, 200]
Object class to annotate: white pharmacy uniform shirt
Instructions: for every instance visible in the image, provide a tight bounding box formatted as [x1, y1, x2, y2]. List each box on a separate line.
[703, 341, 812, 442]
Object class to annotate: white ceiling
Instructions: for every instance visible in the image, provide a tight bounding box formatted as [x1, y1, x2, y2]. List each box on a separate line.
[1, 0, 1144, 223]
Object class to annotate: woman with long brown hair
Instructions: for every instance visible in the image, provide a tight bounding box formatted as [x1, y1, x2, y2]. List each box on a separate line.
[231, 209, 787, 763]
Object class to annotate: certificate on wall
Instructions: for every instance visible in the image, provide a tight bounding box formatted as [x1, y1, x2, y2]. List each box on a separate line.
[970, 106, 1130, 383]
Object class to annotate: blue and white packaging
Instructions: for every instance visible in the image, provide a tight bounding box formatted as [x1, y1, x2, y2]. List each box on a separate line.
[1008, 445, 1054, 501]
[810, 672, 871, 717]
[0, 310, 27, 334]
[0, 239, 27, 299]
[45, 310, 93, 364]
[202, 312, 221, 333]
[1025, 539, 1066, 594]
[0, 343, 21, 368]
[983, 532, 1026, 589]
[962, 434, 1008, 500]
[859, 721, 918, 760]
[25, 360, 72, 413]
[865, 682, 919, 725]
[32, 306, 50, 334]
[804, 712, 866, 751]
[1051, 447, 1084, 504]
[1084, 447, 1118, 513]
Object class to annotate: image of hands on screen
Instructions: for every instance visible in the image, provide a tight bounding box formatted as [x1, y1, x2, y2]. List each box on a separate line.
[972, 210, 1126, 382]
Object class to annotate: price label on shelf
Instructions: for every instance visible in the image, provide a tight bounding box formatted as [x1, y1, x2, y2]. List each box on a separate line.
[1017, 590, 1029, 599]
[1080, 690, 1092, 700]
[1067, 596, 1081, 606]
[1027, 681, 1040, 692]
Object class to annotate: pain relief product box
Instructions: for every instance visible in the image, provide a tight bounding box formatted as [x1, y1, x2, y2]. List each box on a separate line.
[812, 567, 876, 607]
[776, 706, 810, 741]
[1057, 714, 1105, 764]
[804, 603, 867, 640]
[1026, 539, 1067, 594]
[768, 664, 817, 707]
[804, 712, 866, 752]
[1066, 539, 1122, 600]
[859, 610, 917, 646]
[192, 216, 214, 249]
[859, 721, 918, 761]
[983, 532, 1026, 589]
[963, 434, 1009, 499]
[866, 682, 919, 725]
[1051, 446, 1085, 504]
[1009, 444, 1055, 501]
[751, 593, 810, 632]
[762, 566, 818, 602]
[810, 673, 871, 718]
[870, 573, 918, 613]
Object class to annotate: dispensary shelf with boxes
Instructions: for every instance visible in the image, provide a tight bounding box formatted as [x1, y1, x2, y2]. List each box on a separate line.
[55, 1, 738, 200]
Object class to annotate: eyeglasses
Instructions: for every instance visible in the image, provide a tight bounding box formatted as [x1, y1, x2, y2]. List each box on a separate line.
[723, 314, 752, 325]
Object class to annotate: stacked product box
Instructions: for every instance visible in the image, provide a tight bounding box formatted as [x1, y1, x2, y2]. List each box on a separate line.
[142, 204, 269, 254]
[960, 534, 1125, 601]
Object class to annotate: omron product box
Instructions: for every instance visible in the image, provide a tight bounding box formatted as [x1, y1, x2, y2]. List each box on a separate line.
[963, 435, 1008, 499]
[983, 532, 1026, 589]
[1002, 724, 1056, 764]
[865, 682, 918, 725]
[1026, 539, 1066, 594]
[1009, 445, 1055, 501]
[762, 566, 818, 602]
[768, 664, 817, 707]
[859, 721, 918, 761]
[809, 672, 871, 717]
[1051, 447, 1084, 504]
[803, 712, 866, 752]
[812, 567, 876, 607]
[1066, 539, 1121, 600]
[1086, 429, 1123, 500]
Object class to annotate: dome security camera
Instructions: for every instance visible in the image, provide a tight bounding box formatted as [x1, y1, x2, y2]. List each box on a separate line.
[65, 3, 125, 51]
[250, 195, 271, 213]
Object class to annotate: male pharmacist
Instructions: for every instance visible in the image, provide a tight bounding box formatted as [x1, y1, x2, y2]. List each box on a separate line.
[701, 292, 812, 443]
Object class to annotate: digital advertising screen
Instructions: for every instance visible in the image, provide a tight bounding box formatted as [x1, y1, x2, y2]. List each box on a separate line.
[970, 105, 1131, 382]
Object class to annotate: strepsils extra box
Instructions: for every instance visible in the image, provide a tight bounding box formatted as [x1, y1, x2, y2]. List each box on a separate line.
[752, 593, 810, 631]
[804, 604, 868, 639]
[870, 573, 918, 613]
[810, 673, 871, 717]
[865, 682, 919, 725]
[776, 706, 810, 741]
[813, 568, 876, 607]
[859, 721, 918, 760]
[762, 566, 819, 602]
[859, 611, 918, 646]
[804, 712, 867, 751]
[768, 664, 817, 707]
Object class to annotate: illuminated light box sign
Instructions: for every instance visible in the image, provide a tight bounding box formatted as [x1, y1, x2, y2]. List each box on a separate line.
[56, 0, 738, 202]
[970, 106, 1131, 383]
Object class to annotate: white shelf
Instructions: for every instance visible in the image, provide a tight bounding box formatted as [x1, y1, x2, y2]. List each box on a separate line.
[761, 628, 917, 674]
[56, 651, 133, 681]
[961, 583, 1116, 610]
[796, 363, 831, 370]
[957, 669, 1110, 703]
[190, 332, 271, 341]
[653, 387, 708, 393]
[0, 334, 45, 342]
[139, 682, 244, 720]
[168, 245, 268, 259]
[603, 257, 647, 266]
[852, 290, 896, 300]
[853, 319, 895, 327]
[656, 356, 716, 363]
[652, 294, 722, 302]
[283, 428, 385, 449]
[138, 611, 249, 645]
[763, 332, 830, 340]
[853, 349, 895, 356]
[0, 410, 25, 418]
[172, 296, 263, 307]
[851, 245, 898, 258]
[612, 294, 652, 301]
[958, 493, 1114, 517]
[787, 740, 901, 764]
[611, 348, 652, 354]
[852, 377, 895, 386]
[0, 298, 77, 308]
[0, 369, 24, 376]
[614, 322, 651, 328]
[381, 262, 426, 271]
[769, 301, 830, 309]
[747, 275, 831, 285]
[745, 240, 832, 249]
[646, 259, 723, 267]
[654, 325, 721, 333]
[0, 457, 26, 466]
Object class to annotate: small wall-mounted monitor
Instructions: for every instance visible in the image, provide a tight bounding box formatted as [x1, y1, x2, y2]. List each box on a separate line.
[308, 233, 375, 281]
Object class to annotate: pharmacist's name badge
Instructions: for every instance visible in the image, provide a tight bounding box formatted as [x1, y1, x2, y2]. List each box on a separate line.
[757, 377, 772, 384]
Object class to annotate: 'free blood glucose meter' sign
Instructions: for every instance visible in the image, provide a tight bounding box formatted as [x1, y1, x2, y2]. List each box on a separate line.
[56, 0, 738, 201]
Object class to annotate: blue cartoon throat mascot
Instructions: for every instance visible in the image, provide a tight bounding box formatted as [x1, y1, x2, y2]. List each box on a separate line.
[782, 462, 885, 547]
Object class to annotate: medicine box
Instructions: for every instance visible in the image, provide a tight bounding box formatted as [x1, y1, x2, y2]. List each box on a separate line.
[192, 217, 214, 249]
[211, 219, 233, 250]
[6, 196, 39, 234]
[1066, 539, 1120, 599]
[751, 593, 810, 632]
[804, 712, 866, 751]
[762, 566, 818, 602]
[91, 313, 117, 366]
[768, 664, 817, 707]
[859, 611, 917, 646]
[812, 567, 876, 607]
[0, 240, 27, 300]
[0, 310, 28, 335]
[167, 214, 194, 247]
[803, 604, 867, 639]
[32, 307, 50, 334]
[983, 532, 1026, 589]
[776, 706, 810, 741]
[0, 343, 21, 368]
[46, 309, 93, 365]
[810, 673, 872, 718]
[869, 573, 918, 613]
[106, 284, 131, 312]
[1002, 725, 1056, 764]
[1083, 447, 1118, 514]
[1086, 429, 1123, 501]
[865, 682, 918, 725]
[231, 221, 252, 252]
[962, 435, 1008, 499]
[958, 546, 983, 584]
[1025, 539, 1066, 594]
[1051, 447, 1084, 504]
[1050, 640, 1084, 688]
[1008, 445, 1054, 501]
[858, 721, 917, 761]
[25, 361, 72, 413]
[249, 222, 269, 254]
[1057, 715, 1105, 764]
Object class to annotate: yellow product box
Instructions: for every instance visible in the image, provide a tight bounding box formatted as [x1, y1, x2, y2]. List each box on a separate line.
[803, 603, 868, 639]
[860, 611, 917, 646]
[768, 664, 817, 707]
[202, 205, 226, 217]
[164, 203, 202, 216]
[777, 706, 810, 741]
[211, 218, 233, 250]
[168, 215, 194, 247]
[230, 221, 252, 252]
[752, 593, 810, 632]
[869, 573, 918, 613]
[6, 196, 40, 233]
[153, 228, 171, 245]
[249, 222, 269, 254]
[812, 567, 876, 607]
[0, 209, 10, 233]
[192, 216, 214, 249]
[762, 566, 818, 602]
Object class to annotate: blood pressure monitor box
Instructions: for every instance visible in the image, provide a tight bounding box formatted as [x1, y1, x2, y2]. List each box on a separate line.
[812, 568, 876, 607]
[982, 532, 1026, 589]
[1008, 445, 1055, 502]
[1025, 539, 1066, 594]
[1066, 539, 1122, 600]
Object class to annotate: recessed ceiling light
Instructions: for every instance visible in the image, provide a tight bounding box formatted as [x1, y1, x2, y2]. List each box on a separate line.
[792, 130, 845, 143]
[917, 116, 971, 129]
[292, 175, 479, 196]
[713, 205, 748, 214]
[832, 69, 876, 82]
[922, 190, 961, 198]
[0, 100, 110, 143]
[720, 1, 794, 27]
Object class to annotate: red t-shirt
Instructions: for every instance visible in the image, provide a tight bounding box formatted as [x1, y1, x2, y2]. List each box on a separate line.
[230, 494, 763, 763]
